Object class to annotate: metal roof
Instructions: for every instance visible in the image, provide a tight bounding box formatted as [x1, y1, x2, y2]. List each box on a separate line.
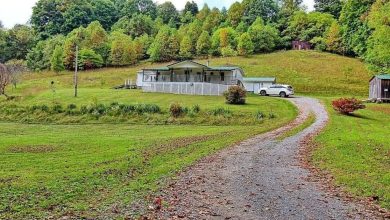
[142, 60, 241, 72]
[243, 77, 276, 82]
[376, 74, 390, 80]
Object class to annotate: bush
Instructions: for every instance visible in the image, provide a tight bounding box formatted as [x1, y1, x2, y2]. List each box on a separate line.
[332, 98, 366, 114]
[67, 104, 77, 110]
[191, 104, 200, 113]
[224, 86, 247, 105]
[52, 104, 64, 113]
[31, 105, 50, 112]
[169, 103, 183, 118]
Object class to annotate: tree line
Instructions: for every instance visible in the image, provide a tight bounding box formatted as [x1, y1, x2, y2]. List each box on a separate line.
[0, 0, 388, 73]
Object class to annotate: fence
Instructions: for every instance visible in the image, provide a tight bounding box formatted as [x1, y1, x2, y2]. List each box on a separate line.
[142, 82, 230, 96]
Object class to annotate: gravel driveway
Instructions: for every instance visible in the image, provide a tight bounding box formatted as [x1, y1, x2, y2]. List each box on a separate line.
[152, 97, 375, 219]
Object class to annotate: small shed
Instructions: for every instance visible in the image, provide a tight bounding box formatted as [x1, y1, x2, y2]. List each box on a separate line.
[369, 74, 390, 102]
[292, 41, 311, 50]
[243, 77, 276, 93]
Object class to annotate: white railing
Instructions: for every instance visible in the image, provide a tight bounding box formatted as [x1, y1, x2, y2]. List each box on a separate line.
[142, 82, 230, 96]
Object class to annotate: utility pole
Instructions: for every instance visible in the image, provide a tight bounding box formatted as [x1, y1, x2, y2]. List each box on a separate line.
[74, 45, 78, 97]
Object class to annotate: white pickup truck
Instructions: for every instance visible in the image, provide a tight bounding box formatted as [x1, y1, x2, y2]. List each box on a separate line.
[258, 85, 294, 98]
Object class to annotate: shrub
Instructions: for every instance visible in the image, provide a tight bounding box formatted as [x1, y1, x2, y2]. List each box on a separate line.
[191, 104, 200, 113]
[67, 104, 77, 110]
[80, 105, 88, 114]
[135, 104, 161, 114]
[52, 104, 63, 113]
[170, 103, 183, 118]
[31, 105, 49, 112]
[224, 86, 247, 105]
[332, 98, 366, 114]
[268, 113, 276, 119]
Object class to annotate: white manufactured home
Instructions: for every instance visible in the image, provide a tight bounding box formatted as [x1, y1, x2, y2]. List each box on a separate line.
[137, 60, 244, 96]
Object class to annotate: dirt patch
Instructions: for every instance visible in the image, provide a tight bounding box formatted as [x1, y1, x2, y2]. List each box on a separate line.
[8, 145, 58, 153]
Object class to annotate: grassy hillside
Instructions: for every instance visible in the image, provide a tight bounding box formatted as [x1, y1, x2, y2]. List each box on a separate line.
[314, 99, 390, 209]
[5, 50, 371, 100]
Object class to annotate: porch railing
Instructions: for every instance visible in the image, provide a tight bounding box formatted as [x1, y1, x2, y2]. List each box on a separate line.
[142, 82, 231, 96]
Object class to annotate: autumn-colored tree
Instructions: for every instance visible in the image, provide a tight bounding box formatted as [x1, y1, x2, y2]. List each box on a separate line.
[179, 36, 193, 59]
[148, 26, 179, 62]
[227, 2, 244, 27]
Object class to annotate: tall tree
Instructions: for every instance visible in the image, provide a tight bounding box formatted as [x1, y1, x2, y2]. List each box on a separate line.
[148, 26, 179, 62]
[366, 0, 390, 72]
[3, 25, 36, 61]
[325, 21, 344, 54]
[183, 1, 199, 16]
[31, 0, 64, 39]
[61, 0, 95, 34]
[314, 0, 343, 18]
[248, 18, 280, 52]
[228, 2, 244, 27]
[242, 0, 280, 24]
[157, 2, 179, 24]
[122, 0, 157, 19]
[196, 31, 211, 56]
[238, 32, 255, 56]
[91, 0, 119, 30]
[179, 36, 193, 59]
[339, 0, 375, 57]
[197, 4, 210, 21]
[112, 14, 156, 38]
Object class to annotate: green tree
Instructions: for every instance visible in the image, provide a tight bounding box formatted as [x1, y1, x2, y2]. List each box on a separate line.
[85, 21, 110, 64]
[196, 31, 211, 56]
[202, 8, 223, 33]
[27, 35, 65, 71]
[3, 25, 36, 61]
[366, 0, 390, 72]
[77, 48, 103, 70]
[147, 26, 179, 62]
[228, 2, 244, 27]
[112, 14, 156, 38]
[63, 27, 87, 70]
[0, 26, 8, 63]
[211, 27, 238, 55]
[122, 0, 157, 19]
[314, 0, 343, 18]
[339, 0, 375, 57]
[157, 2, 179, 24]
[248, 18, 280, 52]
[61, 0, 95, 34]
[50, 45, 65, 72]
[91, 0, 118, 30]
[179, 36, 193, 59]
[31, 0, 64, 39]
[325, 21, 344, 54]
[184, 1, 199, 16]
[242, 0, 280, 24]
[109, 31, 136, 66]
[238, 33, 254, 56]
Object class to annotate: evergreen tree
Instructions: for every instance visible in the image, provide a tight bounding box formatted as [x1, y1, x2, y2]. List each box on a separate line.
[148, 26, 179, 62]
[228, 2, 244, 27]
[157, 2, 179, 24]
[184, 1, 199, 16]
[50, 45, 65, 72]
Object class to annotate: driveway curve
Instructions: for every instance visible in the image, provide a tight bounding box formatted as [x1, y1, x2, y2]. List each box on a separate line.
[153, 97, 375, 219]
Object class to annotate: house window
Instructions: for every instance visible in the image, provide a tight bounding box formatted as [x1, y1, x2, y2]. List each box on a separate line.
[220, 72, 225, 81]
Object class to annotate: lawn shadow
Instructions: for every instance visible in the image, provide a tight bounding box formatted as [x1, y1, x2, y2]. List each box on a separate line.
[347, 113, 376, 121]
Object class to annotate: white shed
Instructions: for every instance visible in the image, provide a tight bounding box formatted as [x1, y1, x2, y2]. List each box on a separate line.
[243, 77, 276, 93]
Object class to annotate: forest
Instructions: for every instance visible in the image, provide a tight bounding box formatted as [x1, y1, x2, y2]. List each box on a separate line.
[0, 0, 388, 73]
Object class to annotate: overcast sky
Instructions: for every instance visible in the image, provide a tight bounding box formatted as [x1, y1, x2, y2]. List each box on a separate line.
[0, 0, 315, 29]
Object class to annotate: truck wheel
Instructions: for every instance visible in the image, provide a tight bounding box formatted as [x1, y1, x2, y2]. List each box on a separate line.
[260, 90, 267, 96]
[280, 92, 287, 98]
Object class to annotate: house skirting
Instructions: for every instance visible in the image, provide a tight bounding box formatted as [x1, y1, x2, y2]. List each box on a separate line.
[142, 82, 231, 96]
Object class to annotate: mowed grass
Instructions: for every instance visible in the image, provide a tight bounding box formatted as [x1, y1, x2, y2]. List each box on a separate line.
[313, 99, 390, 209]
[0, 120, 296, 218]
[0, 56, 299, 218]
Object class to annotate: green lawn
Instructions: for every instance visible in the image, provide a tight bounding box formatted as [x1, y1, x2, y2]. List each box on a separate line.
[313, 99, 390, 209]
[1, 50, 387, 218]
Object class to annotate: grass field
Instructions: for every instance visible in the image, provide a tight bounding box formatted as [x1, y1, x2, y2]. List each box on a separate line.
[313, 99, 390, 209]
[1, 50, 388, 217]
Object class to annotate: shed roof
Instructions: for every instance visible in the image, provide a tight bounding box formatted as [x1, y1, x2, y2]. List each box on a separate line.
[243, 77, 276, 82]
[370, 73, 390, 81]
